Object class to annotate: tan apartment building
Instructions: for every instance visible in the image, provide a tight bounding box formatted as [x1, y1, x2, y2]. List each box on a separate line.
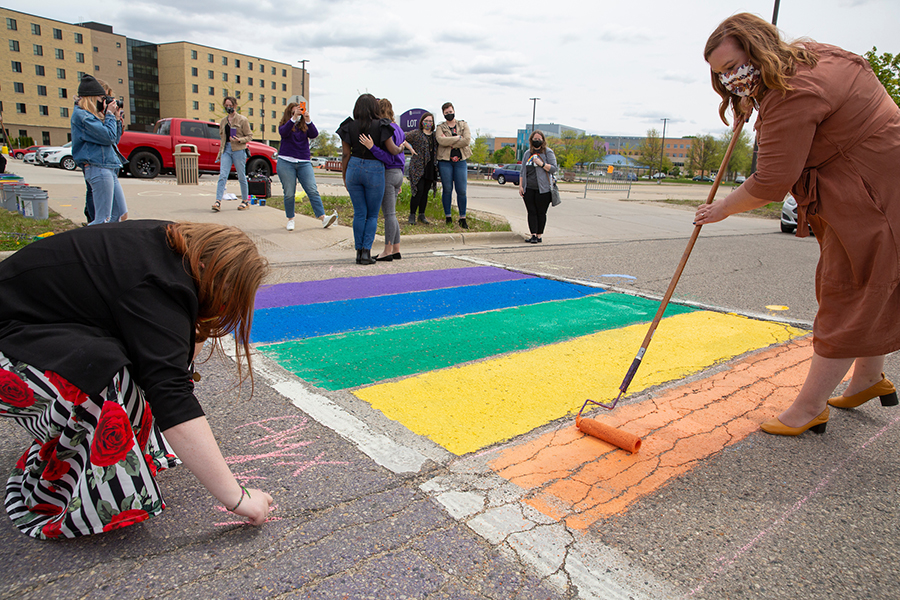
[1, 8, 310, 148]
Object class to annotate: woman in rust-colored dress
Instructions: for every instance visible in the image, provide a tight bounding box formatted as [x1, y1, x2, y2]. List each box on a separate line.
[696, 13, 900, 436]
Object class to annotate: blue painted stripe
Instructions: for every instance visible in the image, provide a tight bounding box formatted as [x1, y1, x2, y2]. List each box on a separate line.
[251, 277, 604, 344]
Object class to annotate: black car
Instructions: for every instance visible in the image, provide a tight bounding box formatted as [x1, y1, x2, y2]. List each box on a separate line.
[692, 175, 714, 182]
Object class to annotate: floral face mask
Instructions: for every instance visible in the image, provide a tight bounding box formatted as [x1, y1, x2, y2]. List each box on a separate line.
[719, 62, 761, 97]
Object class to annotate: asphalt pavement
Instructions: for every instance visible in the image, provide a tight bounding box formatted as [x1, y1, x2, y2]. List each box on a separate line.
[1, 160, 897, 600]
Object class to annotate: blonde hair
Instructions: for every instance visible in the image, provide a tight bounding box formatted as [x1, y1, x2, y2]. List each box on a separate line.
[705, 13, 818, 124]
[166, 222, 268, 389]
[77, 78, 113, 120]
[378, 98, 395, 122]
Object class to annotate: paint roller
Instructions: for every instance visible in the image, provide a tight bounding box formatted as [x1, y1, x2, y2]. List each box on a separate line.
[577, 121, 746, 453]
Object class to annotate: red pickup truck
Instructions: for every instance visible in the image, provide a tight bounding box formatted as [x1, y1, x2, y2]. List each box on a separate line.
[118, 118, 278, 179]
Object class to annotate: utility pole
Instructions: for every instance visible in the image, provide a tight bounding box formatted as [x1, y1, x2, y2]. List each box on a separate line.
[658, 118, 669, 184]
[298, 59, 309, 101]
[750, 1, 781, 175]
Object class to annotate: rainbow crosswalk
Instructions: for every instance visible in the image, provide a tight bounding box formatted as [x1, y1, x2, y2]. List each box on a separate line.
[253, 266, 806, 455]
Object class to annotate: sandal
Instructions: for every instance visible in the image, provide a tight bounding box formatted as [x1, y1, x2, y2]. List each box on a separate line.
[237, 201, 250, 211]
[211, 200, 221, 212]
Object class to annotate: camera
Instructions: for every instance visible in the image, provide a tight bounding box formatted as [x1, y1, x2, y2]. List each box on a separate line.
[103, 96, 117, 107]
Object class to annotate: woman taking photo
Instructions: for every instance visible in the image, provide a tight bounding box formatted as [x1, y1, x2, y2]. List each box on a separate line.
[362, 98, 406, 261]
[0, 221, 273, 538]
[435, 102, 472, 228]
[212, 96, 252, 212]
[337, 94, 402, 265]
[277, 103, 337, 232]
[697, 13, 900, 436]
[405, 112, 438, 225]
[71, 75, 127, 226]
[518, 130, 558, 244]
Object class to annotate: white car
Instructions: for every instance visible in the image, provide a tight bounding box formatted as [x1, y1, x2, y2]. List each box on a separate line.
[309, 157, 327, 167]
[39, 142, 76, 171]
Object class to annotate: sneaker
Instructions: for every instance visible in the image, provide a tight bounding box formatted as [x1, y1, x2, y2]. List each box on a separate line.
[286, 219, 295, 231]
[323, 211, 338, 229]
[408, 214, 416, 225]
[458, 218, 468, 229]
[418, 215, 430, 224]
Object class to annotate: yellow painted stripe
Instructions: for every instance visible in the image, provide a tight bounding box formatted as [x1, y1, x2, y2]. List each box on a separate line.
[354, 311, 806, 455]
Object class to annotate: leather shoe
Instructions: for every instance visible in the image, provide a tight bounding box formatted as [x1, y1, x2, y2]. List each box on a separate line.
[828, 373, 898, 408]
[391, 252, 401, 260]
[760, 407, 829, 436]
[375, 253, 393, 262]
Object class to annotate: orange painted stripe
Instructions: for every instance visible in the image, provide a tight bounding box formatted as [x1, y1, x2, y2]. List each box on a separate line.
[489, 336, 820, 530]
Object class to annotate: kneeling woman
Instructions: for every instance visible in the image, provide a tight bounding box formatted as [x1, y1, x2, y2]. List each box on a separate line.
[0, 221, 273, 538]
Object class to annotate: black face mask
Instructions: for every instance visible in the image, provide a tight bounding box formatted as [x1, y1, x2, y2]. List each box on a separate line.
[444, 113, 455, 122]
[532, 139, 543, 148]
[225, 106, 235, 114]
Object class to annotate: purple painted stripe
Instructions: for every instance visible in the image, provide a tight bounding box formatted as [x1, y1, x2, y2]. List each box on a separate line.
[254, 266, 533, 309]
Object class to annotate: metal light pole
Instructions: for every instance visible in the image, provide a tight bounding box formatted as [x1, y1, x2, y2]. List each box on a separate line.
[298, 59, 309, 101]
[658, 117, 668, 185]
[750, 1, 780, 175]
[260, 95, 265, 144]
[529, 97, 539, 135]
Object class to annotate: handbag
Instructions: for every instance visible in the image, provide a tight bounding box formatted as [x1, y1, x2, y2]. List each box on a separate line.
[550, 175, 561, 206]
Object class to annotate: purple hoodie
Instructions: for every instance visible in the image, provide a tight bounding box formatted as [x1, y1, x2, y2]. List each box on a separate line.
[370, 122, 406, 170]
[278, 118, 319, 161]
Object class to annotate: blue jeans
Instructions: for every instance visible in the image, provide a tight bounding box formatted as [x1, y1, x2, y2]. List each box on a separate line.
[216, 143, 248, 200]
[438, 159, 468, 218]
[277, 158, 324, 219]
[83, 165, 127, 225]
[345, 157, 385, 250]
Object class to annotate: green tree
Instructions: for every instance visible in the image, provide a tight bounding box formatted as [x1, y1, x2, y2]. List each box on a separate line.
[470, 130, 490, 164]
[865, 47, 900, 107]
[492, 145, 516, 164]
[309, 129, 340, 157]
[637, 128, 673, 174]
[546, 131, 603, 169]
[686, 134, 719, 177]
[717, 128, 753, 178]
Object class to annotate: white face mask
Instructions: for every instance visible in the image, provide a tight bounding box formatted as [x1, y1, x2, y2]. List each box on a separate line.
[718, 62, 761, 97]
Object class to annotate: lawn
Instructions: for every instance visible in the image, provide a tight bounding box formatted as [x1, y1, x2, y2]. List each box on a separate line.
[0, 209, 77, 251]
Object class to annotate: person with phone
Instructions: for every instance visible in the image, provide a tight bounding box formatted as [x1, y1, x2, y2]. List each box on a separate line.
[212, 96, 252, 212]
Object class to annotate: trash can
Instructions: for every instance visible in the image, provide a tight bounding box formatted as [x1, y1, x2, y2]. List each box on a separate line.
[16, 186, 49, 220]
[174, 143, 200, 185]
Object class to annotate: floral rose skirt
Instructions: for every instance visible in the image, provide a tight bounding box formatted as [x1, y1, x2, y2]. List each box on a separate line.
[0, 352, 180, 539]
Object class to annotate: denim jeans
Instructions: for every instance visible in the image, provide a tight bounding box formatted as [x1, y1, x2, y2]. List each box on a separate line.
[83, 165, 127, 225]
[438, 159, 468, 218]
[345, 156, 385, 250]
[216, 143, 248, 200]
[381, 168, 403, 245]
[277, 158, 324, 219]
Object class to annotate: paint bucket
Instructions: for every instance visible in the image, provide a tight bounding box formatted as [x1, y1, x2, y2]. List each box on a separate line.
[2, 183, 27, 212]
[16, 187, 49, 220]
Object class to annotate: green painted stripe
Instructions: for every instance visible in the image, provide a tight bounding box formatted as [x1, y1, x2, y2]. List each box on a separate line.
[258, 293, 696, 391]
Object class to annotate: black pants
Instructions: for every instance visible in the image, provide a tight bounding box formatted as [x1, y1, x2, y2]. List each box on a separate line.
[409, 177, 434, 216]
[523, 188, 552, 235]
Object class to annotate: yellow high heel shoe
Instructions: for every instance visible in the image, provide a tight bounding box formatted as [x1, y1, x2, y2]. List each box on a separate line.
[828, 373, 898, 409]
[760, 407, 829, 436]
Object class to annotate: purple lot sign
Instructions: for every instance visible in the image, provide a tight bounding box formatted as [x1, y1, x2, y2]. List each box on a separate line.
[399, 108, 429, 133]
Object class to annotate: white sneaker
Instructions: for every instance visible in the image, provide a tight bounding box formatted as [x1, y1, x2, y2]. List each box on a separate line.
[286, 219, 295, 231]
[323, 211, 338, 229]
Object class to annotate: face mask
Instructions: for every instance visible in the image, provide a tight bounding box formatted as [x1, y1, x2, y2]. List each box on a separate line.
[444, 113, 455, 122]
[718, 62, 760, 97]
[531, 139, 543, 148]
[423, 122, 433, 130]
[225, 106, 235, 114]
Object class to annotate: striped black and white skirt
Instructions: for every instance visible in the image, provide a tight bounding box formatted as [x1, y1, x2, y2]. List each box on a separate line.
[0, 351, 180, 539]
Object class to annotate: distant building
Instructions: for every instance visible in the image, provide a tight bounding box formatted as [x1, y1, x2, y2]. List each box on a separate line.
[484, 137, 516, 152]
[602, 135, 695, 168]
[516, 123, 585, 160]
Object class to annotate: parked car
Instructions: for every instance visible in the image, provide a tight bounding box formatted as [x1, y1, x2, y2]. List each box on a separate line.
[734, 175, 746, 185]
[23, 152, 38, 164]
[491, 164, 521, 185]
[41, 143, 76, 171]
[781, 194, 798, 233]
[11, 145, 45, 159]
[611, 171, 637, 181]
[36, 142, 72, 166]
[309, 157, 327, 168]
[693, 175, 714, 182]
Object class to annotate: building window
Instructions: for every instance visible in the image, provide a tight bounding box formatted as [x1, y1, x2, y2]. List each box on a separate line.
[271, 81, 275, 90]
[55, 48, 64, 59]
[235, 90, 241, 98]
[13, 82, 24, 93]
[11, 61, 22, 73]
[271, 110, 276, 119]
[248, 61, 253, 70]
[208, 86, 214, 95]
[35, 65, 45, 76]
[208, 102, 214, 111]
[33, 44, 43, 56]
[93, 46, 99, 53]
[191, 49, 197, 59]
[6, 18, 16, 30]
[259, 64, 264, 73]
[16, 103, 26, 114]
[31, 23, 41, 36]
[207, 70, 213, 79]
[53, 28, 62, 40]
[259, 80, 264, 88]
[193, 101, 199, 110]
[235, 75, 240, 84]
[37, 85, 47, 96]
[272, 125, 276, 133]
[248, 77, 253, 86]
[9, 40, 19, 52]
[191, 67, 198, 76]
[282, 83, 287, 91]
[248, 92, 253, 101]
[207, 53, 213, 63]
[192, 84, 198, 93]
[117, 60, 122, 66]
[248, 108, 253, 116]
[76, 52, 84, 63]
[74, 32, 83, 43]
[250, 123, 254, 130]
[235, 59, 240, 68]
[222, 56, 227, 66]
[77, 71, 85, 79]
[60, 106, 69, 117]
[270, 66, 275, 75]
[282, 68, 286, 77]
[118, 78, 123, 84]
[271, 96, 275, 104]
[260, 95, 265, 103]
[282, 97, 286, 105]
[222, 72, 228, 82]
[116, 42, 121, 48]
[222, 88, 227, 97]
[94, 65, 99, 71]
[39, 105, 49, 116]
[58, 88, 67, 98]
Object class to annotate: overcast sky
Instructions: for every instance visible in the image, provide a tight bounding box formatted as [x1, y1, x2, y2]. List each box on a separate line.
[10, 0, 898, 141]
